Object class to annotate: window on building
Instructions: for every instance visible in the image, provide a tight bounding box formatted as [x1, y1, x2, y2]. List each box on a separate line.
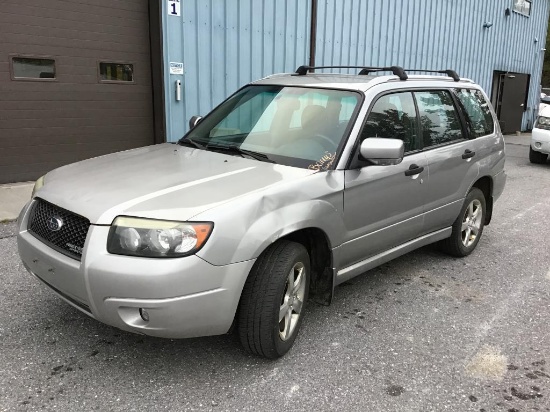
[99, 62, 134, 82]
[11, 57, 56, 80]
[512, 0, 531, 16]
[454, 89, 495, 138]
[414, 90, 464, 148]
[362, 92, 419, 152]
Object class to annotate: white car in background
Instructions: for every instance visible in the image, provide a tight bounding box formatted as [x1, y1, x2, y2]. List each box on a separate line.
[531, 104, 550, 164]
[540, 93, 550, 113]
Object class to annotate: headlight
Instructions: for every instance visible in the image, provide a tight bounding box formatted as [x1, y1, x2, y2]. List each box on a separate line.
[107, 217, 213, 258]
[537, 116, 550, 130]
[31, 175, 45, 198]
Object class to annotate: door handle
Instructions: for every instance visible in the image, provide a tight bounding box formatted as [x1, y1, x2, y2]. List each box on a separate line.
[404, 164, 424, 176]
[462, 149, 475, 159]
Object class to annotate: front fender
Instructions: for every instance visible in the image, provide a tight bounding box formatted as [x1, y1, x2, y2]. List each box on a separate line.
[195, 172, 345, 266]
[241, 199, 341, 261]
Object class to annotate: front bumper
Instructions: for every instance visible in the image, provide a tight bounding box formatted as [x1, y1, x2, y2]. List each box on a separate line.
[532, 128, 550, 155]
[17, 202, 255, 338]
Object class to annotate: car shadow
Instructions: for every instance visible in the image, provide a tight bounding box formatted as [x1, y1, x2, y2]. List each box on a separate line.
[31, 243, 459, 375]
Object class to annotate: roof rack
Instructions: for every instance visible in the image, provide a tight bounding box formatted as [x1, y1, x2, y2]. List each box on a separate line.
[294, 65, 461, 82]
[406, 69, 461, 82]
[294, 65, 408, 80]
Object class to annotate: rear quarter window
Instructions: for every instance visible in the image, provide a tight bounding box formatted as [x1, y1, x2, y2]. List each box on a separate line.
[454, 89, 495, 138]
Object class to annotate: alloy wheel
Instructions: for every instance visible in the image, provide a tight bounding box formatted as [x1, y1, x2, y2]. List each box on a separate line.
[279, 262, 306, 341]
[461, 199, 482, 248]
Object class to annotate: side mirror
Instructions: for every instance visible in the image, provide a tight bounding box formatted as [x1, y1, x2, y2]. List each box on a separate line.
[189, 115, 202, 130]
[360, 138, 404, 165]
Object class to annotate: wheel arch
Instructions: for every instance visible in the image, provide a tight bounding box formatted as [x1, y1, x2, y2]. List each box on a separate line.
[471, 175, 493, 225]
[231, 225, 336, 336]
[281, 227, 335, 306]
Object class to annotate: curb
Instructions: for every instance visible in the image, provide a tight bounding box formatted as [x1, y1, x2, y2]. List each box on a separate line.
[0, 182, 33, 222]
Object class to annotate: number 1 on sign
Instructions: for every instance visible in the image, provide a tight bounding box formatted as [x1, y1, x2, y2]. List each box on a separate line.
[168, 0, 181, 16]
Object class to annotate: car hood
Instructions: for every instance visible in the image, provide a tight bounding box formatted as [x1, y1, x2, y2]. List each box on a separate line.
[37, 143, 316, 225]
[539, 103, 550, 118]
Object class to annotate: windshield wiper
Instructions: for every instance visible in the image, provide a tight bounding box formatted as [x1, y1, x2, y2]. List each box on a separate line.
[206, 144, 275, 163]
[178, 137, 207, 150]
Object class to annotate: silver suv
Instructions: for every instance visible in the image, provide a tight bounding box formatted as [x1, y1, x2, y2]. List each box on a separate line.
[17, 65, 506, 358]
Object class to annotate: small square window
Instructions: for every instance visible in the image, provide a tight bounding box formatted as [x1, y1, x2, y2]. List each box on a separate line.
[99, 62, 134, 82]
[11, 57, 56, 80]
[512, 0, 531, 16]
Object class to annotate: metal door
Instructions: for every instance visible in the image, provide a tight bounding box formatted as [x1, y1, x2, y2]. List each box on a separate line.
[495, 73, 529, 134]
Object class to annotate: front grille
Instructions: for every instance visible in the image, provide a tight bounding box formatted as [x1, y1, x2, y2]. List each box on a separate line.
[28, 198, 90, 260]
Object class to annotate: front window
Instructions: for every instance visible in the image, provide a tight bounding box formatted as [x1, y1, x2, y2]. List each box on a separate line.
[361, 92, 419, 152]
[182, 85, 361, 169]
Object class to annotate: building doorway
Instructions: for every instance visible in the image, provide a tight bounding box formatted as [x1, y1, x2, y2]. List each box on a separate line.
[491, 71, 530, 134]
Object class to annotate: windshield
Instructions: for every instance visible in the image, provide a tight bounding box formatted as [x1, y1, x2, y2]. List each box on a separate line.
[181, 85, 361, 169]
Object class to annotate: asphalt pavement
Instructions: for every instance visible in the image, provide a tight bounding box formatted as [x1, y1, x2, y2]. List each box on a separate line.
[1, 138, 549, 411]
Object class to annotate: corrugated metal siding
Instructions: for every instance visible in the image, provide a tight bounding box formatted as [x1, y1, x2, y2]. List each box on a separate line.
[315, 0, 550, 130]
[162, 0, 311, 140]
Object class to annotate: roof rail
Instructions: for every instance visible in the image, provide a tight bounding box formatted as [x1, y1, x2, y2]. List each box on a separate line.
[406, 69, 461, 82]
[294, 65, 408, 80]
[294, 65, 462, 82]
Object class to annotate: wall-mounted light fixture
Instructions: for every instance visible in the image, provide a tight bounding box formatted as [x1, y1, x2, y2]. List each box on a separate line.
[483, 21, 493, 29]
[534, 37, 539, 43]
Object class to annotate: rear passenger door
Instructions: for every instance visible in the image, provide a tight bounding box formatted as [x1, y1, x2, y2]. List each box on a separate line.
[416, 90, 480, 234]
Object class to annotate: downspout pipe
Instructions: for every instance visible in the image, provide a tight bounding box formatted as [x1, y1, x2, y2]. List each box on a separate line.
[309, 0, 317, 72]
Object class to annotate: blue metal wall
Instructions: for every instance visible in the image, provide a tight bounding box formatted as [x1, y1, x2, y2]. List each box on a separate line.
[162, 0, 550, 137]
[162, 0, 311, 141]
[315, 0, 550, 130]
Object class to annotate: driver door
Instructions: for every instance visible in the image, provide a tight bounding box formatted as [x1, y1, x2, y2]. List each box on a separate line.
[340, 91, 429, 268]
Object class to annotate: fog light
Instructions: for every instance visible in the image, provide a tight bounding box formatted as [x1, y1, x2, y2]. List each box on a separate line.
[535, 142, 542, 149]
[139, 308, 150, 322]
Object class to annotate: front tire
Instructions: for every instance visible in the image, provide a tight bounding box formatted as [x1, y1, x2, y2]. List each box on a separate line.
[238, 240, 310, 359]
[439, 187, 486, 257]
[529, 146, 548, 164]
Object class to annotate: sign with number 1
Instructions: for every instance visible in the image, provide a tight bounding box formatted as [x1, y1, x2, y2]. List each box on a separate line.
[168, 0, 181, 16]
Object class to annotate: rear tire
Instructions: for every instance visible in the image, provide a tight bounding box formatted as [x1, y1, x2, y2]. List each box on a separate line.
[439, 188, 486, 257]
[529, 146, 548, 164]
[238, 240, 310, 359]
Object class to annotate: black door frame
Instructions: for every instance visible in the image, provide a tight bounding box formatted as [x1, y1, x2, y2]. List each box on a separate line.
[148, 0, 166, 144]
[491, 70, 531, 133]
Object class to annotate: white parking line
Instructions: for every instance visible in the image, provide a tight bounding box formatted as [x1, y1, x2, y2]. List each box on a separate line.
[511, 202, 543, 220]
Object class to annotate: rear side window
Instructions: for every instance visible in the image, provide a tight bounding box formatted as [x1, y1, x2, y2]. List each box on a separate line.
[454, 89, 495, 137]
[361, 92, 419, 152]
[414, 90, 464, 148]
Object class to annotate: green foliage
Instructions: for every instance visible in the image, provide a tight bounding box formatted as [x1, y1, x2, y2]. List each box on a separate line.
[542, 25, 550, 88]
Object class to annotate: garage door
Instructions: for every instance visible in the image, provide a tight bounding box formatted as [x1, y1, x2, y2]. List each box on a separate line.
[0, 0, 156, 184]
